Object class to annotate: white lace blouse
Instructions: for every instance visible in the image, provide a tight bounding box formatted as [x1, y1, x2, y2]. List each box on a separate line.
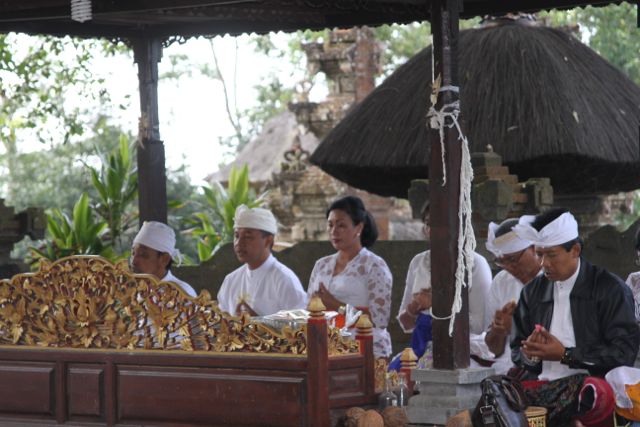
[307, 247, 393, 357]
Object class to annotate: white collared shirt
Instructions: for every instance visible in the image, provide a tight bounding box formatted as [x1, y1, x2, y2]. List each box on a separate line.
[396, 250, 492, 335]
[487, 270, 528, 374]
[541, 259, 589, 380]
[217, 254, 307, 316]
[162, 270, 197, 298]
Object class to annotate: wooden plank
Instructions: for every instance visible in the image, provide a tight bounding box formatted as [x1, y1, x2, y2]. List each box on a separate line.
[0, 362, 55, 417]
[67, 363, 104, 421]
[117, 366, 306, 426]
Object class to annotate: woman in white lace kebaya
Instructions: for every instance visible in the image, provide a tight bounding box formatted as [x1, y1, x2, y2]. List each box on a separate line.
[307, 196, 393, 358]
[625, 228, 640, 323]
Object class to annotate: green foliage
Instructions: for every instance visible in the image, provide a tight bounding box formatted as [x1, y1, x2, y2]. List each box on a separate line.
[30, 193, 116, 263]
[0, 118, 130, 212]
[539, 2, 640, 85]
[85, 134, 138, 251]
[26, 132, 138, 266]
[0, 34, 112, 148]
[374, 23, 431, 75]
[166, 163, 203, 263]
[188, 165, 266, 262]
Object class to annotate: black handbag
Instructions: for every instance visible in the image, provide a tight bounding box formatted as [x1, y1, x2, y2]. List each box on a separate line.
[471, 375, 529, 427]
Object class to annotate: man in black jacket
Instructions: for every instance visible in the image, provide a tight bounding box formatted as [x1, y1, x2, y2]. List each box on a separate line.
[510, 208, 639, 427]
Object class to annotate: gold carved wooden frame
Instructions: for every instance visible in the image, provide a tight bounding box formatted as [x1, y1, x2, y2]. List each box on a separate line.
[0, 255, 358, 356]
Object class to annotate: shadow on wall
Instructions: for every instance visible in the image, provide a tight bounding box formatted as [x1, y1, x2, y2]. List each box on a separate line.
[581, 218, 640, 282]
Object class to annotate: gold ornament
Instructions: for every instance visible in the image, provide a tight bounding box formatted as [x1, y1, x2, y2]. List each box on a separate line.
[0, 256, 357, 356]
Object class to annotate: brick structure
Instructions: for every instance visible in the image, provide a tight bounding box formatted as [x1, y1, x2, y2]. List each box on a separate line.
[407, 146, 554, 244]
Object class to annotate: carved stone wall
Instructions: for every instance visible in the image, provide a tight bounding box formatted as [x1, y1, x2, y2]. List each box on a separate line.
[267, 149, 414, 243]
[265, 26, 417, 243]
[291, 27, 381, 139]
[0, 199, 44, 278]
[555, 192, 636, 238]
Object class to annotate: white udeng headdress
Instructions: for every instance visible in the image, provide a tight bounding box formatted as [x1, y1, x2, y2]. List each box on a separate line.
[234, 205, 278, 235]
[133, 221, 181, 263]
[513, 212, 579, 248]
[485, 220, 532, 257]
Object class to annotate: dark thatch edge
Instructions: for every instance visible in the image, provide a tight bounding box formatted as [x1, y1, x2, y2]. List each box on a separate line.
[311, 23, 640, 198]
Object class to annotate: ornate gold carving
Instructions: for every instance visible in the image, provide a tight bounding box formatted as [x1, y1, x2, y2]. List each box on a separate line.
[400, 347, 418, 370]
[374, 357, 389, 393]
[355, 313, 373, 335]
[0, 256, 357, 356]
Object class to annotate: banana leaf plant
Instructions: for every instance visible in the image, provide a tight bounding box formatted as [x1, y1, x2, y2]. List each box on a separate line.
[30, 192, 117, 263]
[85, 134, 138, 252]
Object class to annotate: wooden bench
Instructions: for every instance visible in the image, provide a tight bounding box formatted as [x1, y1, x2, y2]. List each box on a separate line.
[0, 255, 377, 426]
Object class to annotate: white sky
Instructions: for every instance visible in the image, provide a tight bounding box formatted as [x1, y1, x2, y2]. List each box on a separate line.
[96, 34, 314, 187]
[3, 32, 319, 188]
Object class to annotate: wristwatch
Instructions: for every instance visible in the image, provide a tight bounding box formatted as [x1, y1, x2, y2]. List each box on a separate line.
[560, 347, 575, 366]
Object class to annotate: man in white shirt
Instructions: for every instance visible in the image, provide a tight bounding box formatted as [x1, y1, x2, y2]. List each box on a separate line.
[511, 208, 639, 426]
[217, 205, 306, 316]
[391, 204, 492, 370]
[483, 217, 541, 374]
[131, 221, 197, 297]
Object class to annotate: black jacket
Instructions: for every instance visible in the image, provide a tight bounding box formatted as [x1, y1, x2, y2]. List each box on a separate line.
[511, 258, 640, 378]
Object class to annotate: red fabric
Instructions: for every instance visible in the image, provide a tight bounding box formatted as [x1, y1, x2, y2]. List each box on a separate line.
[522, 379, 549, 390]
[575, 377, 615, 427]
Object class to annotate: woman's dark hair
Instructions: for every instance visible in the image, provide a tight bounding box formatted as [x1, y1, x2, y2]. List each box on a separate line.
[635, 228, 640, 252]
[327, 196, 378, 248]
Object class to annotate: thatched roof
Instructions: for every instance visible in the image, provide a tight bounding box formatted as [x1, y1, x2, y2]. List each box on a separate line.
[208, 111, 319, 183]
[311, 21, 640, 198]
[0, 1, 623, 39]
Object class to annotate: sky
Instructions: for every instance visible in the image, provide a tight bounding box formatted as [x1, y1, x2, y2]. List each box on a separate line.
[94, 34, 314, 187]
[3, 32, 317, 188]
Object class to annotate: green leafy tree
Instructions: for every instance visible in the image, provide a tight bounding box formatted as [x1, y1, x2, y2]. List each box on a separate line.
[540, 2, 640, 85]
[0, 34, 124, 202]
[188, 165, 266, 262]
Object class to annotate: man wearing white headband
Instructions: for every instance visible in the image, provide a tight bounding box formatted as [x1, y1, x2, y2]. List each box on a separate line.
[217, 205, 306, 316]
[131, 221, 197, 297]
[509, 208, 639, 426]
[483, 217, 540, 374]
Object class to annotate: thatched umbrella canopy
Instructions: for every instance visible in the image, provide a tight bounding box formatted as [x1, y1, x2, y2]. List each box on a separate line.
[311, 20, 640, 198]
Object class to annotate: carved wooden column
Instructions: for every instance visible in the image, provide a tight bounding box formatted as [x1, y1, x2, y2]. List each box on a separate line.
[306, 296, 330, 427]
[355, 313, 376, 399]
[429, 0, 470, 369]
[132, 37, 168, 224]
[400, 347, 418, 394]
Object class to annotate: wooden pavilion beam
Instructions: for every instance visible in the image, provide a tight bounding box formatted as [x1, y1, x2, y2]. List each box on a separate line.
[429, 0, 470, 370]
[132, 37, 168, 225]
